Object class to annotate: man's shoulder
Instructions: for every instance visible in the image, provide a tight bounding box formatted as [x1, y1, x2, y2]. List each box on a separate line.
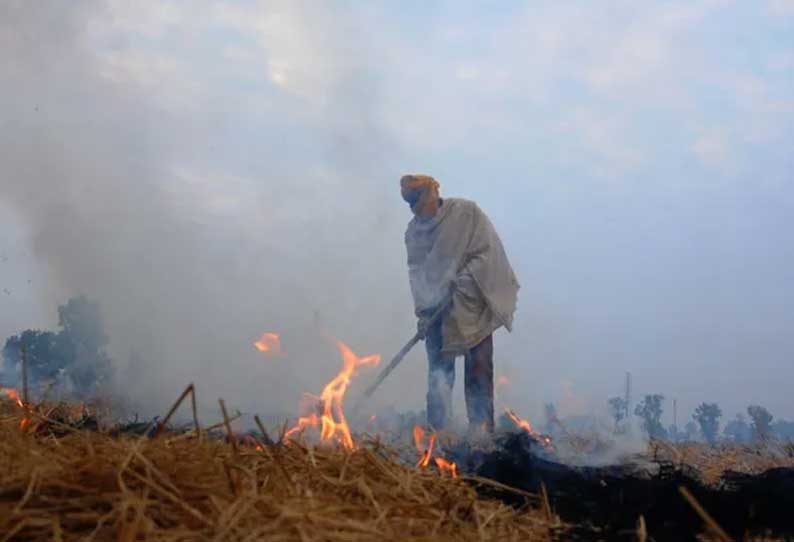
[445, 197, 482, 215]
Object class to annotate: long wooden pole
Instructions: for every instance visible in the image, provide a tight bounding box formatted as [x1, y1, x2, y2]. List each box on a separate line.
[358, 295, 452, 404]
[21, 343, 29, 405]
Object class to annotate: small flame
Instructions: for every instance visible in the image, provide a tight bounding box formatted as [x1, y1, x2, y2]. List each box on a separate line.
[284, 340, 380, 449]
[1, 388, 23, 408]
[413, 425, 436, 468]
[505, 408, 536, 434]
[434, 457, 458, 477]
[19, 417, 30, 430]
[505, 408, 553, 447]
[254, 332, 283, 356]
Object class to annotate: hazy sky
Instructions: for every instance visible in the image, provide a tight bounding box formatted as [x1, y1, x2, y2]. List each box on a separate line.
[1, 1, 792, 425]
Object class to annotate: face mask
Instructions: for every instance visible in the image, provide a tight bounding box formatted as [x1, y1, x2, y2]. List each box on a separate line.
[406, 191, 421, 208]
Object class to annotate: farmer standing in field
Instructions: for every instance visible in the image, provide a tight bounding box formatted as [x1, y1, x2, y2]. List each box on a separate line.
[401, 174, 519, 433]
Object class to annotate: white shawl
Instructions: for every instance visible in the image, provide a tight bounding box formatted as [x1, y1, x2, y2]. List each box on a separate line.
[405, 198, 520, 354]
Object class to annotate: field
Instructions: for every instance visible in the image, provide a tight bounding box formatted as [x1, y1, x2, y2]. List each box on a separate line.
[1, 395, 792, 541]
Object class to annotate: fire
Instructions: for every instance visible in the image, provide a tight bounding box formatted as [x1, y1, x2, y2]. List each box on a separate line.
[413, 425, 457, 475]
[284, 340, 380, 449]
[254, 332, 283, 356]
[1, 388, 30, 431]
[1, 388, 23, 408]
[413, 425, 436, 468]
[495, 375, 510, 389]
[434, 457, 458, 477]
[505, 408, 553, 446]
[505, 408, 536, 434]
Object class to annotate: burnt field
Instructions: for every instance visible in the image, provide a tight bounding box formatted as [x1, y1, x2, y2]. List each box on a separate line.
[2, 394, 793, 542]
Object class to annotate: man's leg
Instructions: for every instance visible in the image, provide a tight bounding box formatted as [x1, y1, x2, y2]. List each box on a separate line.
[464, 334, 494, 432]
[425, 320, 455, 430]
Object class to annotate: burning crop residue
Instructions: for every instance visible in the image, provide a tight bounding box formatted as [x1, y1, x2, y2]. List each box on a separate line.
[505, 408, 553, 448]
[253, 332, 283, 357]
[413, 425, 436, 468]
[1, 388, 23, 408]
[1, 388, 30, 430]
[434, 457, 458, 477]
[284, 340, 380, 449]
[413, 425, 457, 477]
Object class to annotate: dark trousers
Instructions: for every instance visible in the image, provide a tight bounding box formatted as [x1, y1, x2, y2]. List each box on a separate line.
[425, 320, 494, 432]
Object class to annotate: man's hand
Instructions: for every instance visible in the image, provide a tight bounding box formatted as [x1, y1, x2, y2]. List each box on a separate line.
[417, 316, 430, 340]
[416, 306, 436, 340]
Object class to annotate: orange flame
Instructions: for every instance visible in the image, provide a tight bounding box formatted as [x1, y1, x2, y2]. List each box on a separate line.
[434, 457, 458, 477]
[254, 332, 283, 357]
[505, 408, 553, 446]
[2, 388, 29, 431]
[505, 408, 536, 434]
[413, 425, 436, 468]
[1, 388, 23, 408]
[414, 425, 457, 475]
[284, 340, 380, 449]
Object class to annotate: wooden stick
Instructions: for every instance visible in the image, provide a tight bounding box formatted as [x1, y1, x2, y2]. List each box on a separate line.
[153, 383, 195, 438]
[218, 398, 241, 496]
[164, 415, 241, 443]
[254, 415, 274, 446]
[460, 475, 539, 501]
[279, 419, 289, 444]
[218, 399, 239, 455]
[636, 515, 647, 542]
[189, 384, 200, 438]
[678, 486, 732, 542]
[357, 292, 453, 406]
[540, 482, 553, 522]
[20, 344, 29, 405]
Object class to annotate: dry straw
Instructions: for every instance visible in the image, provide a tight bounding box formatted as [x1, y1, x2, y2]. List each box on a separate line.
[0, 397, 557, 541]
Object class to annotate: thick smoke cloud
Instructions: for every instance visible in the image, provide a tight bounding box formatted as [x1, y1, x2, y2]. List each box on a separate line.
[0, 1, 417, 420]
[1, 1, 793, 428]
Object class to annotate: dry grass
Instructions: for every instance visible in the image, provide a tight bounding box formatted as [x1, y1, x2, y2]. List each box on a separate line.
[652, 440, 794, 484]
[0, 398, 556, 542]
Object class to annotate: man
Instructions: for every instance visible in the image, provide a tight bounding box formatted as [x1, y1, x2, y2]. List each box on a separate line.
[401, 174, 519, 432]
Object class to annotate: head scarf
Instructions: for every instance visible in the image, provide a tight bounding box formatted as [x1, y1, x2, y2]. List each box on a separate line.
[400, 174, 441, 218]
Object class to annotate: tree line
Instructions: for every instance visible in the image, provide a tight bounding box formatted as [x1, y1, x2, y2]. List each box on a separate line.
[1, 296, 113, 397]
[608, 393, 793, 444]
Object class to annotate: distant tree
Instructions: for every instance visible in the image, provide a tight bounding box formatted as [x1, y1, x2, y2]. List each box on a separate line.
[723, 414, 751, 443]
[3, 329, 64, 383]
[608, 396, 628, 432]
[692, 403, 722, 445]
[2, 296, 113, 396]
[747, 405, 774, 442]
[634, 394, 667, 439]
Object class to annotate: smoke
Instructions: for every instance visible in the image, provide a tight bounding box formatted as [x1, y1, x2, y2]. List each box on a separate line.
[0, 1, 416, 420]
[2, 1, 793, 430]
